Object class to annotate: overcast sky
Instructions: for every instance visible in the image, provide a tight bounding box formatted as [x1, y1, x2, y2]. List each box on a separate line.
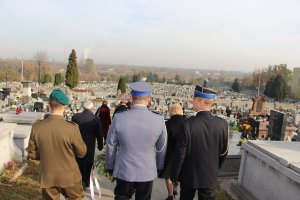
[1, 0, 300, 72]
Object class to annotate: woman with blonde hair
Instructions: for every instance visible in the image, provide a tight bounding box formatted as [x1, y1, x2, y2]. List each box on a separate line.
[159, 103, 185, 200]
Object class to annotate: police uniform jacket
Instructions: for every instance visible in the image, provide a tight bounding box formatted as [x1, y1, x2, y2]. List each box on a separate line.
[171, 111, 228, 189]
[105, 105, 167, 182]
[72, 109, 103, 161]
[27, 115, 87, 188]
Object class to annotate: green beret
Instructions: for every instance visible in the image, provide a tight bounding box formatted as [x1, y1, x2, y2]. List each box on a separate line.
[50, 89, 69, 105]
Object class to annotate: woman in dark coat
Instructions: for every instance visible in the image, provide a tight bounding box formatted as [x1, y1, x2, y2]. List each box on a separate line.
[160, 103, 185, 200]
[95, 100, 111, 145]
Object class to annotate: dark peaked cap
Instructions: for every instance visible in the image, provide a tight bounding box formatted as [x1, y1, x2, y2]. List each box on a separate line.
[194, 85, 217, 99]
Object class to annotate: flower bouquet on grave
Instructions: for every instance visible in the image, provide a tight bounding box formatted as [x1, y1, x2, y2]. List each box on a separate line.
[5, 161, 15, 170]
[237, 124, 252, 146]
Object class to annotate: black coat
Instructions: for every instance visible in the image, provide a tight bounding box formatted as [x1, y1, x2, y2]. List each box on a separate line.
[72, 109, 103, 161]
[112, 105, 128, 118]
[171, 111, 228, 189]
[159, 115, 184, 178]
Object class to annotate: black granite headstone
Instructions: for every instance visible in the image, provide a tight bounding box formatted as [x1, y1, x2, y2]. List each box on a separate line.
[268, 110, 287, 141]
[2, 87, 11, 98]
[0, 92, 4, 100]
[34, 102, 44, 112]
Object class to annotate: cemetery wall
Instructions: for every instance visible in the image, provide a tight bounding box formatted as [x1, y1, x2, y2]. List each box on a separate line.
[238, 141, 300, 200]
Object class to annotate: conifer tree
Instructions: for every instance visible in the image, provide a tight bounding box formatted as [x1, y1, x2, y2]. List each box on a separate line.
[231, 78, 241, 92]
[117, 76, 126, 93]
[42, 74, 52, 84]
[263, 74, 288, 101]
[65, 49, 79, 89]
[54, 73, 62, 85]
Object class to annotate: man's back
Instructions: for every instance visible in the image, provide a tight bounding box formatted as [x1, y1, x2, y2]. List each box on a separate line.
[72, 110, 103, 159]
[106, 105, 167, 182]
[28, 115, 86, 188]
[172, 111, 228, 189]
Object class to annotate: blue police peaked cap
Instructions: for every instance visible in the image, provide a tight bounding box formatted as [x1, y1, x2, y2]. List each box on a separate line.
[49, 89, 69, 105]
[194, 85, 217, 99]
[129, 82, 154, 97]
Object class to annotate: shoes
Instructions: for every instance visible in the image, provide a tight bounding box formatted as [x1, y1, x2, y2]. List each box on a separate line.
[82, 181, 90, 189]
[165, 195, 174, 200]
[173, 190, 178, 198]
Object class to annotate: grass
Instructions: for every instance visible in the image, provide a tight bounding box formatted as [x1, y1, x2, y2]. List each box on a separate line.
[0, 160, 42, 200]
[96, 150, 115, 182]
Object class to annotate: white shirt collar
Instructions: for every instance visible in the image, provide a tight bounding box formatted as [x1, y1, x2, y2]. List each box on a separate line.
[133, 104, 147, 107]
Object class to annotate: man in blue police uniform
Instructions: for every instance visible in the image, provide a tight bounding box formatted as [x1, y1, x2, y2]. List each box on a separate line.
[105, 81, 167, 200]
[171, 85, 228, 200]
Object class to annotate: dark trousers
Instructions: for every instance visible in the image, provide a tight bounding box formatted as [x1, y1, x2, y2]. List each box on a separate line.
[180, 184, 215, 200]
[76, 158, 93, 187]
[114, 178, 153, 200]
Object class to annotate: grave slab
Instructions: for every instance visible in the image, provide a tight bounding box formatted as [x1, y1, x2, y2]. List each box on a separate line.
[238, 140, 300, 200]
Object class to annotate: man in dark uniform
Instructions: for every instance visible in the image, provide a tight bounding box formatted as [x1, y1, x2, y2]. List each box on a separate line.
[112, 100, 128, 118]
[171, 85, 228, 200]
[72, 100, 103, 188]
[27, 89, 87, 200]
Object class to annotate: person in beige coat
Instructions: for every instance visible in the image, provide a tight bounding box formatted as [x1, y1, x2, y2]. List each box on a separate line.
[27, 89, 87, 200]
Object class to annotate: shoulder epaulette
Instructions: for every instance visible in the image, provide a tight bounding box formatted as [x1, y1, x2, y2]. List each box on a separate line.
[66, 120, 77, 125]
[151, 110, 162, 115]
[215, 115, 226, 120]
[33, 119, 43, 124]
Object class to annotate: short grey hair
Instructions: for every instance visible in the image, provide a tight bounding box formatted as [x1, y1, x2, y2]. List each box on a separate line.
[82, 100, 94, 110]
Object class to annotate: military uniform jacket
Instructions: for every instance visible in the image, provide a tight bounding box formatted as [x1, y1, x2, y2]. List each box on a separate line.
[171, 111, 228, 189]
[105, 105, 167, 182]
[27, 115, 87, 188]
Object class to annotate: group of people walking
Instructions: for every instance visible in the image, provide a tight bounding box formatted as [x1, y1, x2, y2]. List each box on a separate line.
[27, 81, 228, 200]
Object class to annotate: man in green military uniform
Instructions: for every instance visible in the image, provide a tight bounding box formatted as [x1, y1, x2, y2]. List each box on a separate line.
[27, 89, 87, 200]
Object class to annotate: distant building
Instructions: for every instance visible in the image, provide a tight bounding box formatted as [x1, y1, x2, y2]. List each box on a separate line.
[291, 67, 300, 98]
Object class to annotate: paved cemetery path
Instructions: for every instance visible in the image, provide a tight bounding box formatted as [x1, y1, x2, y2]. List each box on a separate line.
[60, 176, 168, 200]
[60, 148, 169, 200]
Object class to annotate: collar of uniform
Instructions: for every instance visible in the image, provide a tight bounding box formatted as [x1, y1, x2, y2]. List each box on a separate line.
[83, 109, 93, 114]
[196, 110, 212, 117]
[48, 114, 65, 120]
[133, 104, 147, 107]
[132, 104, 148, 109]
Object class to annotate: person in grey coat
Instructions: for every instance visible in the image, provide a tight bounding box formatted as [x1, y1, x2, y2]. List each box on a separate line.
[105, 81, 167, 200]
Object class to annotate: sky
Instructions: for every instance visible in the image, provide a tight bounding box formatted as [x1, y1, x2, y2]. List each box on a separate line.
[1, 0, 300, 72]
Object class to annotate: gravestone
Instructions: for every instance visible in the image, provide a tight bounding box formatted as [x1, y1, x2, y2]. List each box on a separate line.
[268, 110, 287, 141]
[2, 87, 11, 98]
[0, 112, 44, 124]
[251, 97, 267, 116]
[21, 81, 31, 97]
[0, 92, 4, 100]
[34, 102, 44, 112]
[0, 123, 22, 170]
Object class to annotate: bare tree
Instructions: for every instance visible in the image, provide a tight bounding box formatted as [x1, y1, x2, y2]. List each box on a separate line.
[34, 50, 47, 85]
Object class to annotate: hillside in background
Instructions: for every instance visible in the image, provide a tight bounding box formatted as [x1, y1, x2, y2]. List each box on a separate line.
[0, 58, 248, 84]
